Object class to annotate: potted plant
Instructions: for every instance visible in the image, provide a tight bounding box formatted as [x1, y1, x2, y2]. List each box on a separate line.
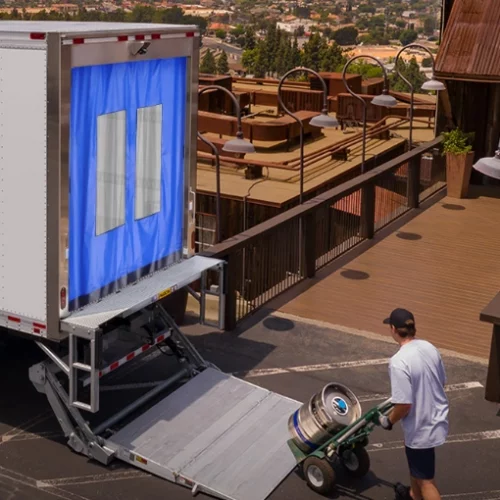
[442, 128, 475, 198]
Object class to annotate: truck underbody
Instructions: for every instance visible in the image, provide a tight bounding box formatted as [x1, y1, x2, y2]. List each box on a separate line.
[28, 255, 301, 500]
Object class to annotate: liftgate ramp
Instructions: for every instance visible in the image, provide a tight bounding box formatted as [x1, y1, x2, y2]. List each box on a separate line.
[33, 255, 301, 500]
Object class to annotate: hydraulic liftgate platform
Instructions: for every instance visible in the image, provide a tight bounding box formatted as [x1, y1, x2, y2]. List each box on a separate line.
[29, 255, 302, 500]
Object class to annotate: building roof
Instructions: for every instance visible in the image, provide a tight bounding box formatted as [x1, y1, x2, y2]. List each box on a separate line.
[435, 0, 500, 82]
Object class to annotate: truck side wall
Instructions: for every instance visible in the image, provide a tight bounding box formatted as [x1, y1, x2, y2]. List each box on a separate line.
[0, 46, 48, 324]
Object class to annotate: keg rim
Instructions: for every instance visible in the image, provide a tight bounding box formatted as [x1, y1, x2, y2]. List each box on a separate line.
[320, 382, 361, 418]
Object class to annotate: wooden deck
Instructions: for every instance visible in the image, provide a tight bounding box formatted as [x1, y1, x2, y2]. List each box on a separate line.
[277, 186, 500, 360]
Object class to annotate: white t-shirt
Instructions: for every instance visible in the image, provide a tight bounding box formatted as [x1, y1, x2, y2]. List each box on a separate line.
[389, 338, 449, 449]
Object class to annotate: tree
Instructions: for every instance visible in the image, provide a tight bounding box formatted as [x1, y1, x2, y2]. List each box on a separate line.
[253, 41, 268, 78]
[332, 26, 358, 46]
[423, 16, 436, 35]
[301, 32, 328, 72]
[230, 24, 245, 37]
[243, 26, 256, 50]
[390, 57, 426, 92]
[422, 57, 433, 68]
[217, 51, 229, 74]
[291, 36, 302, 69]
[320, 43, 345, 72]
[400, 29, 418, 46]
[215, 29, 226, 40]
[241, 47, 258, 74]
[200, 49, 217, 74]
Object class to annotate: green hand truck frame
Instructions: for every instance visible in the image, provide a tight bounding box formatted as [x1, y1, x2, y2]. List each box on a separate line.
[287, 398, 395, 495]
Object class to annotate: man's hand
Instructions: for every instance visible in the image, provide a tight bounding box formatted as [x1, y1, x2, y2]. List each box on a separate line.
[378, 414, 393, 430]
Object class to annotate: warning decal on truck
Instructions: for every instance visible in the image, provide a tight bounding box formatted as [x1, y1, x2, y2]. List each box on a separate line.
[158, 288, 172, 299]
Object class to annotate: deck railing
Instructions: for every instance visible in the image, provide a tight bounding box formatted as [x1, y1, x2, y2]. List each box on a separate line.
[202, 136, 445, 329]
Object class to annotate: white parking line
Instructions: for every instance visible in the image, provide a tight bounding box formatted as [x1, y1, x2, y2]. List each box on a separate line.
[0, 411, 52, 443]
[36, 471, 146, 488]
[236, 358, 391, 378]
[0, 465, 91, 500]
[443, 490, 500, 499]
[358, 381, 484, 403]
[368, 429, 500, 452]
[101, 358, 391, 391]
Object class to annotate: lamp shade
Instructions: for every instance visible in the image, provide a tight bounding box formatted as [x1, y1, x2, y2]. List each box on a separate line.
[473, 156, 500, 180]
[222, 137, 256, 154]
[421, 78, 446, 91]
[309, 112, 339, 129]
[371, 93, 398, 108]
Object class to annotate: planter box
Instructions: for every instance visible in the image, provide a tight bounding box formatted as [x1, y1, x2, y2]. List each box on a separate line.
[446, 151, 474, 198]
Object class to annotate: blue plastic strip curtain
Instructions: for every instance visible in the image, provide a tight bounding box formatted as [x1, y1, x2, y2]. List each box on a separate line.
[69, 57, 187, 309]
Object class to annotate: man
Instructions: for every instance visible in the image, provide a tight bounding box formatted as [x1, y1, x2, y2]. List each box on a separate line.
[378, 308, 449, 500]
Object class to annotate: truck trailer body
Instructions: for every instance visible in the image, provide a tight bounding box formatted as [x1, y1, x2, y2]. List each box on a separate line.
[0, 22, 301, 500]
[0, 21, 199, 338]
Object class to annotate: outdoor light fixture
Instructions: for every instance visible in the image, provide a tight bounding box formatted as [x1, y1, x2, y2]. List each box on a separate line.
[277, 66, 339, 204]
[342, 55, 396, 173]
[198, 85, 255, 243]
[222, 133, 256, 154]
[421, 78, 446, 91]
[473, 139, 500, 180]
[371, 90, 398, 108]
[309, 110, 340, 129]
[394, 43, 446, 149]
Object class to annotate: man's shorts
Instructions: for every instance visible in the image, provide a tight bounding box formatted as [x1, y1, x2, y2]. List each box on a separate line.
[404, 446, 435, 480]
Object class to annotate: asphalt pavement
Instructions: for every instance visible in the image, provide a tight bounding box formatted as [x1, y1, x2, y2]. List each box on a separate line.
[0, 309, 499, 500]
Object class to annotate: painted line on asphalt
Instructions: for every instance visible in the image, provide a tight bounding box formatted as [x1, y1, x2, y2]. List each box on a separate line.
[236, 358, 391, 378]
[0, 465, 91, 500]
[358, 381, 484, 403]
[271, 311, 489, 365]
[0, 411, 52, 443]
[5, 381, 485, 443]
[101, 357, 391, 391]
[443, 489, 500, 499]
[5, 430, 63, 443]
[368, 429, 500, 452]
[36, 471, 147, 488]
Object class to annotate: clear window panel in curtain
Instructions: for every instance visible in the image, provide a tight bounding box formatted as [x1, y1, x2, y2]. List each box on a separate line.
[96, 110, 126, 235]
[135, 104, 163, 220]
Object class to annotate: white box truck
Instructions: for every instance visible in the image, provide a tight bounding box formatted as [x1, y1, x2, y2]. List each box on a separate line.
[0, 21, 300, 500]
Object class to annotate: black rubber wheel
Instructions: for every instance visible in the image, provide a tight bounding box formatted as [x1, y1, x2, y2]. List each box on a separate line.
[340, 446, 371, 478]
[303, 456, 336, 495]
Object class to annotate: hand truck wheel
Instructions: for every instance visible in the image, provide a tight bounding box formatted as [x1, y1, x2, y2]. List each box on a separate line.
[340, 446, 371, 478]
[302, 456, 336, 495]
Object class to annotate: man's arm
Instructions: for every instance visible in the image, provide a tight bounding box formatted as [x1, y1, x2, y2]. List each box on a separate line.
[388, 403, 412, 424]
[379, 364, 413, 430]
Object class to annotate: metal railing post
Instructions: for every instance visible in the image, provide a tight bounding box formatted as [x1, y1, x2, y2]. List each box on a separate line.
[301, 211, 317, 279]
[407, 155, 421, 209]
[360, 183, 376, 239]
[224, 252, 238, 330]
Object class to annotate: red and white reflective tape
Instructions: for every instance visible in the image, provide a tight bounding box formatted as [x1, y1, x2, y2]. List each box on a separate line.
[62, 31, 199, 46]
[98, 331, 169, 378]
[0, 311, 46, 336]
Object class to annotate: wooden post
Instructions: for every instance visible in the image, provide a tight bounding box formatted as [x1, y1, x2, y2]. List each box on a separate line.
[407, 155, 421, 209]
[224, 252, 238, 331]
[485, 324, 500, 405]
[302, 211, 317, 279]
[360, 183, 375, 239]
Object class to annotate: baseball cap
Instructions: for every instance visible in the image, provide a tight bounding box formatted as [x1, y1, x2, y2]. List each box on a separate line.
[383, 308, 415, 329]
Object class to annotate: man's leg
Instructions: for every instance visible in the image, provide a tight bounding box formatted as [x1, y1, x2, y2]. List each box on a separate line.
[409, 476, 423, 500]
[404, 447, 441, 500]
[417, 478, 441, 500]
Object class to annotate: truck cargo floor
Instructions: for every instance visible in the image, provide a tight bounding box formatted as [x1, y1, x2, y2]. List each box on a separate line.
[107, 367, 301, 500]
[62, 255, 223, 332]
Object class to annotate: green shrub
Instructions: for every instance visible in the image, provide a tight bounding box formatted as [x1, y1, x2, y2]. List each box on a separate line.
[442, 128, 475, 156]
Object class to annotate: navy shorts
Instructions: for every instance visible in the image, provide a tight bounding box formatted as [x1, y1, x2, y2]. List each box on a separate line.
[405, 446, 435, 480]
